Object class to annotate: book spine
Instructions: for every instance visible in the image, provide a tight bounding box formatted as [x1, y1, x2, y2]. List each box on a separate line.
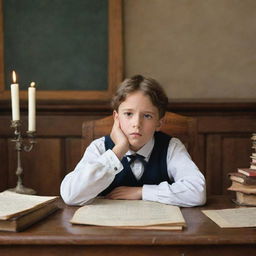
[250, 165, 256, 170]
[238, 169, 256, 177]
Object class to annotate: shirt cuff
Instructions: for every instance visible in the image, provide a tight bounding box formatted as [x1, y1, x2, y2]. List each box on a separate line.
[142, 185, 159, 202]
[103, 149, 123, 174]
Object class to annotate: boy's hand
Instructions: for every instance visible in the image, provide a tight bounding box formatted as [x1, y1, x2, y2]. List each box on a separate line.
[111, 117, 129, 159]
[105, 186, 142, 200]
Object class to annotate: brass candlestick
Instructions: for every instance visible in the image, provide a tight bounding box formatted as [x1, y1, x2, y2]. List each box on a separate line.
[9, 120, 36, 194]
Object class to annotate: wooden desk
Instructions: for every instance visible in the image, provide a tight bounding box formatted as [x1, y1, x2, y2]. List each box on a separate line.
[0, 196, 255, 256]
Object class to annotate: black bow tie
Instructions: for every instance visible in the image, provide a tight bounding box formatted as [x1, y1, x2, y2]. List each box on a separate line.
[126, 154, 147, 167]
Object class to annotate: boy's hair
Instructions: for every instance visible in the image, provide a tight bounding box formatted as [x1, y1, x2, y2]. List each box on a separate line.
[111, 75, 169, 118]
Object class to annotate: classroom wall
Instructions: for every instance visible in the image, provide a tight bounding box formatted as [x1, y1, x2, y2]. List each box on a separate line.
[0, 1, 256, 196]
[124, 0, 256, 100]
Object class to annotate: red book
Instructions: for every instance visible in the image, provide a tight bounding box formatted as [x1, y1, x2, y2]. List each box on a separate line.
[238, 168, 256, 177]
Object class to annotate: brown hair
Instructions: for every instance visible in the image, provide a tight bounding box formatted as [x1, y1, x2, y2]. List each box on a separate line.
[111, 75, 168, 118]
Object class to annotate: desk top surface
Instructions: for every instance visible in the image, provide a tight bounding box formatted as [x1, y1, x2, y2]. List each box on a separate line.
[0, 196, 255, 246]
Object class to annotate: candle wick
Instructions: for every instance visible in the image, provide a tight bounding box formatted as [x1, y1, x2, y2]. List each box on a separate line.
[30, 82, 36, 87]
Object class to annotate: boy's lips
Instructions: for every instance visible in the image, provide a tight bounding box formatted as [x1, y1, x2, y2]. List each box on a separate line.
[130, 132, 142, 137]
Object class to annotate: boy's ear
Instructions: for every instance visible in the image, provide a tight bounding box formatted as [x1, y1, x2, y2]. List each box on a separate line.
[156, 117, 164, 131]
[113, 110, 119, 120]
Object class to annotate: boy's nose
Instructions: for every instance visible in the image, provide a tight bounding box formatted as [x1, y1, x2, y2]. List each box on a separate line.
[132, 115, 141, 128]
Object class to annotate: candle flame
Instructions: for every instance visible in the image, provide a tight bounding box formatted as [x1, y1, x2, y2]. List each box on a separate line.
[12, 70, 17, 83]
[30, 82, 36, 87]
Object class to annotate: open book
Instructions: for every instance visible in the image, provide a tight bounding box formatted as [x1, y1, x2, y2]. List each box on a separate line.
[0, 191, 58, 231]
[70, 199, 186, 230]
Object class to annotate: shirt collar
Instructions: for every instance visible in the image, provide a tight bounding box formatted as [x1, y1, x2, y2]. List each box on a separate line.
[125, 137, 154, 161]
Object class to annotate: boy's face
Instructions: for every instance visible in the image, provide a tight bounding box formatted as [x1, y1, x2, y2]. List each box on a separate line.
[114, 91, 163, 151]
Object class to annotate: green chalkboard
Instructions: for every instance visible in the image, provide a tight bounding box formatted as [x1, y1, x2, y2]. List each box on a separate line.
[3, 0, 108, 91]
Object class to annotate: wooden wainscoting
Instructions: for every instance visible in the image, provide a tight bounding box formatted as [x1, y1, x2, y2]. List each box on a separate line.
[0, 102, 111, 195]
[0, 102, 255, 196]
[198, 115, 256, 195]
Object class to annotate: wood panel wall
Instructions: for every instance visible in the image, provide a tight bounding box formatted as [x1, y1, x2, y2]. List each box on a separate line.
[0, 102, 256, 197]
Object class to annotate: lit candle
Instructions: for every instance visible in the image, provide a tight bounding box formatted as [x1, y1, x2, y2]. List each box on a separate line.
[10, 71, 20, 121]
[28, 82, 36, 132]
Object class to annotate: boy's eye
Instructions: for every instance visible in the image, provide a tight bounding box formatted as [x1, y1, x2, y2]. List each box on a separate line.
[144, 114, 153, 119]
[124, 112, 133, 117]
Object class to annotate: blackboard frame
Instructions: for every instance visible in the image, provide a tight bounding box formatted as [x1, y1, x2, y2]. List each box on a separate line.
[0, 0, 123, 102]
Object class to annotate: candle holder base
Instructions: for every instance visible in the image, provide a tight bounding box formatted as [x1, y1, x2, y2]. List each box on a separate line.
[8, 184, 36, 195]
[9, 120, 37, 195]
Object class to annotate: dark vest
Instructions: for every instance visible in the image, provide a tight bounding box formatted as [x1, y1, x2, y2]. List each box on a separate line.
[99, 131, 173, 196]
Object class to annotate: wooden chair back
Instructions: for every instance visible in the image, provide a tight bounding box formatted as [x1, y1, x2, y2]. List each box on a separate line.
[82, 112, 198, 161]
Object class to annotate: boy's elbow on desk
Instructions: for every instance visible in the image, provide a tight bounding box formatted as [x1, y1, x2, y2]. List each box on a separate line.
[60, 186, 77, 206]
[60, 191, 92, 206]
[60, 182, 91, 206]
[178, 180, 207, 207]
[188, 172, 207, 207]
[178, 189, 206, 207]
[191, 184, 207, 207]
[194, 191, 207, 206]
[61, 196, 76, 206]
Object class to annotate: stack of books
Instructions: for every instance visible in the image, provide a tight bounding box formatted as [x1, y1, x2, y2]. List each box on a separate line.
[0, 191, 58, 232]
[228, 133, 256, 206]
[251, 133, 256, 170]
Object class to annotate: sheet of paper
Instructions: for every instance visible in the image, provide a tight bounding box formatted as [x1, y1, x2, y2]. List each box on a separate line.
[71, 199, 186, 227]
[0, 191, 58, 220]
[202, 207, 256, 228]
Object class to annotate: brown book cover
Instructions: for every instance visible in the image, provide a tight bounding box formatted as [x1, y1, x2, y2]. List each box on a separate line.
[228, 172, 256, 185]
[237, 168, 256, 177]
[234, 191, 256, 206]
[0, 201, 59, 232]
[228, 181, 256, 194]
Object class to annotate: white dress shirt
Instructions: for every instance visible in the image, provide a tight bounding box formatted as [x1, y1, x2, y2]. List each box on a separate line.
[60, 136, 206, 207]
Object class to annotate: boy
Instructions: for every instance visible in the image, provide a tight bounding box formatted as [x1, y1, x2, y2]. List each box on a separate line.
[60, 75, 206, 206]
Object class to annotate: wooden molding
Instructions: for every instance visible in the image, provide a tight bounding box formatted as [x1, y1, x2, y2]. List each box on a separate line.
[0, 100, 256, 114]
